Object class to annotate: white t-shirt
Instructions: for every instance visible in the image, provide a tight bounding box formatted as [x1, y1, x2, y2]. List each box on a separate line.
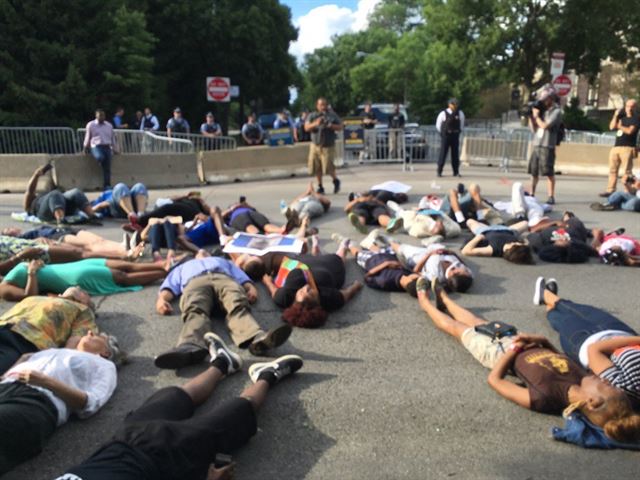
[578, 330, 634, 368]
[2, 348, 117, 425]
[598, 237, 636, 256]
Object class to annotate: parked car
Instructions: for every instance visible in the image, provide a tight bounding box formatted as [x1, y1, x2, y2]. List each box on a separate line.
[355, 103, 428, 161]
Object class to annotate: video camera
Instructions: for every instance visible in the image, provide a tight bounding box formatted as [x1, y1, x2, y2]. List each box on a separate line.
[521, 97, 545, 118]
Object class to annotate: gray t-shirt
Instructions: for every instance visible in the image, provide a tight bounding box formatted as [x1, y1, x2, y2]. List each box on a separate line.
[307, 111, 341, 147]
[533, 106, 562, 148]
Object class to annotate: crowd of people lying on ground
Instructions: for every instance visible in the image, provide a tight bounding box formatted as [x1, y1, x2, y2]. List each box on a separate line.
[0, 166, 639, 478]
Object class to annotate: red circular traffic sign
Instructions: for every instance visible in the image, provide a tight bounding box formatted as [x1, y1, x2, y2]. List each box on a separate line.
[207, 77, 230, 101]
[552, 75, 572, 97]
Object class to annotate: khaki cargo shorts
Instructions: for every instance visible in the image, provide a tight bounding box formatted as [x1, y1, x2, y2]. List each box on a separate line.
[460, 327, 515, 369]
[308, 144, 336, 176]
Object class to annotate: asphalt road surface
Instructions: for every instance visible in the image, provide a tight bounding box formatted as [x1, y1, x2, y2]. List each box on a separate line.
[1, 164, 638, 480]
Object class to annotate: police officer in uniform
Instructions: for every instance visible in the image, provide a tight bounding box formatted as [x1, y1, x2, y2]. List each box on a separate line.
[436, 98, 465, 177]
[167, 107, 191, 138]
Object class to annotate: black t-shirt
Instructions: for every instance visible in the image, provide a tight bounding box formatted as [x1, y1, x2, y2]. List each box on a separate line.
[477, 230, 518, 257]
[614, 112, 640, 147]
[364, 253, 408, 291]
[59, 441, 158, 480]
[527, 218, 590, 251]
[388, 113, 405, 129]
[362, 111, 377, 130]
[271, 254, 346, 311]
[514, 348, 587, 414]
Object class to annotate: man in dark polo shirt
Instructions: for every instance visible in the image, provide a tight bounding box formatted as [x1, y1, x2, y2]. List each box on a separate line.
[600, 99, 639, 197]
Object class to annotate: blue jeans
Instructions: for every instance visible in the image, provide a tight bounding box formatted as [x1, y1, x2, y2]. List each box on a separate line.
[149, 222, 178, 253]
[546, 300, 637, 364]
[110, 183, 148, 217]
[440, 192, 472, 217]
[608, 191, 640, 212]
[91, 145, 113, 188]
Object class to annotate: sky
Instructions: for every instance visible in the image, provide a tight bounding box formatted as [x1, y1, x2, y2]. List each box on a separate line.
[281, 0, 381, 62]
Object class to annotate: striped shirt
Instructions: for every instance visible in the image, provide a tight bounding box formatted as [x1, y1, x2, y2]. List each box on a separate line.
[600, 346, 640, 402]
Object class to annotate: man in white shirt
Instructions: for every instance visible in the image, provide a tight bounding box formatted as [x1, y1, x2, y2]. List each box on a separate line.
[0, 331, 120, 474]
[436, 98, 465, 177]
[140, 107, 160, 131]
[83, 109, 117, 189]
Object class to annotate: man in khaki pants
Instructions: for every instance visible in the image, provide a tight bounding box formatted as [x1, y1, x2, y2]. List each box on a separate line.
[154, 257, 291, 369]
[600, 99, 638, 197]
[305, 97, 343, 194]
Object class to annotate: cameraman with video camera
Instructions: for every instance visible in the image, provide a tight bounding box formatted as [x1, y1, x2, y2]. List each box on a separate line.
[305, 97, 343, 194]
[599, 99, 639, 197]
[527, 88, 562, 205]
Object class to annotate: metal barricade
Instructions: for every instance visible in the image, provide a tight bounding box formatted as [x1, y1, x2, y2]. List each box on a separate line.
[77, 129, 194, 153]
[346, 128, 413, 171]
[158, 132, 237, 151]
[0, 127, 80, 154]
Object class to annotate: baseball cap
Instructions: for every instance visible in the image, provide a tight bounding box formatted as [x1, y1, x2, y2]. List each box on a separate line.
[206, 112, 214, 117]
[448, 97, 459, 105]
[174, 107, 182, 113]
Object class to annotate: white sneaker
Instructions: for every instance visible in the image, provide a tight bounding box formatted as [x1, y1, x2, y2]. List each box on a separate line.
[533, 276, 545, 305]
[360, 228, 381, 249]
[421, 235, 444, 247]
[386, 200, 401, 213]
[204, 332, 242, 375]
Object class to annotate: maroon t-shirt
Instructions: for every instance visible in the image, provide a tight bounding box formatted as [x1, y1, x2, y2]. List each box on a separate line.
[513, 348, 587, 414]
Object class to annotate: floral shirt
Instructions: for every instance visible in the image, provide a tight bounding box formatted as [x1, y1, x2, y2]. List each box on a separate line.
[0, 235, 50, 262]
[0, 296, 96, 349]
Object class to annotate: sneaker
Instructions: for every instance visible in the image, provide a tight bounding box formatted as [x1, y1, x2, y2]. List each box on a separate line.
[360, 228, 381, 249]
[317, 185, 325, 194]
[249, 354, 304, 384]
[598, 191, 613, 198]
[431, 278, 447, 312]
[546, 196, 555, 205]
[348, 212, 368, 234]
[204, 332, 242, 375]
[122, 232, 130, 249]
[331, 232, 347, 245]
[545, 278, 558, 295]
[606, 227, 625, 236]
[533, 276, 546, 305]
[249, 324, 292, 356]
[457, 183, 466, 195]
[591, 202, 615, 211]
[416, 277, 429, 295]
[385, 216, 404, 233]
[333, 178, 341, 194]
[375, 233, 392, 247]
[279, 199, 288, 214]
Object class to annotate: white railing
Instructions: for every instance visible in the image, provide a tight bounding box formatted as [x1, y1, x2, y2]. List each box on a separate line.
[155, 131, 237, 151]
[0, 127, 80, 154]
[76, 129, 194, 154]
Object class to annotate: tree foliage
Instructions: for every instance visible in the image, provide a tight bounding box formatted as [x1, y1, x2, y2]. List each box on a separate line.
[300, 0, 640, 122]
[0, 0, 299, 127]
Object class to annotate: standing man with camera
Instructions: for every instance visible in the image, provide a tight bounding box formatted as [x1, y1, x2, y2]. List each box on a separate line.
[599, 99, 639, 197]
[527, 90, 562, 205]
[436, 98, 465, 177]
[305, 97, 343, 194]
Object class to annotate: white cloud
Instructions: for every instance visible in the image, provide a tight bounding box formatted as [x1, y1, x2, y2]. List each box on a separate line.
[290, 0, 382, 62]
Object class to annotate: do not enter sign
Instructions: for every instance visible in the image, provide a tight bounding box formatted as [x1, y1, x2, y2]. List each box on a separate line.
[206, 77, 231, 102]
[552, 75, 572, 97]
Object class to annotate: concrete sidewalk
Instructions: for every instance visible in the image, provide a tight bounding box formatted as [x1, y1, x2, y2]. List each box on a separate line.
[1, 164, 638, 480]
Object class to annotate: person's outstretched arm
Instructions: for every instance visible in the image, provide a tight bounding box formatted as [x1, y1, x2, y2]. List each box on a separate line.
[12, 369, 87, 411]
[23, 166, 49, 211]
[340, 280, 363, 303]
[262, 274, 279, 298]
[461, 235, 492, 257]
[156, 289, 175, 315]
[588, 336, 640, 374]
[487, 343, 531, 409]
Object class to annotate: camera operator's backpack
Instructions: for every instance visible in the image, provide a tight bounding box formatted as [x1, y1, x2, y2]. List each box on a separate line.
[556, 122, 566, 145]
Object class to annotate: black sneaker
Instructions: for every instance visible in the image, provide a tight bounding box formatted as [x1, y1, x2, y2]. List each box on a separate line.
[317, 185, 325, 194]
[333, 178, 341, 194]
[431, 278, 447, 312]
[154, 344, 208, 369]
[598, 191, 613, 198]
[249, 324, 292, 356]
[545, 278, 558, 295]
[249, 355, 304, 384]
[533, 276, 545, 305]
[457, 183, 466, 195]
[590, 202, 615, 211]
[348, 192, 356, 202]
[204, 332, 242, 375]
[546, 196, 555, 205]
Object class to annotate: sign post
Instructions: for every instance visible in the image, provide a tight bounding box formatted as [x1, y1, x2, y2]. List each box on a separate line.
[552, 74, 572, 97]
[206, 77, 231, 102]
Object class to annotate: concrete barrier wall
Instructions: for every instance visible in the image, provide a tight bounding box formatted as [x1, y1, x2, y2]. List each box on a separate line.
[199, 143, 310, 183]
[0, 154, 54, 193]
[52, 153, 200, 191]
[555, 143, 611, 176]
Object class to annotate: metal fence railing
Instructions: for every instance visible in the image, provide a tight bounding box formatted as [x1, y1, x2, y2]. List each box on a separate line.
[77, 129, 195, 154]
[155, 131, 237, 151]
[0, 127, 80, 154]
